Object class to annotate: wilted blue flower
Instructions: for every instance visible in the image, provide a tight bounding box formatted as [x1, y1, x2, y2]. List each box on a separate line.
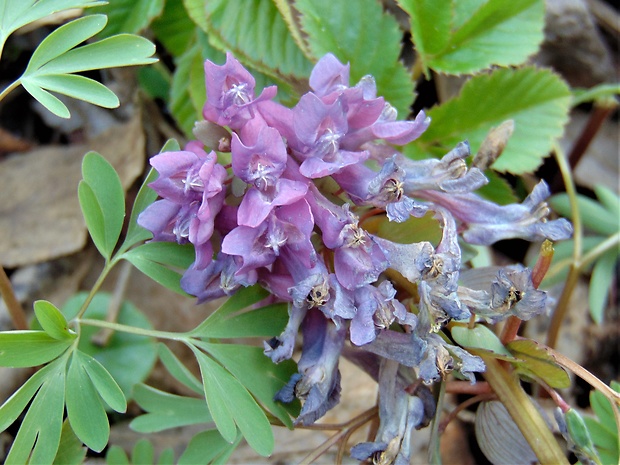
[274, 309, 345, 425]
[421, 180, 574, 245]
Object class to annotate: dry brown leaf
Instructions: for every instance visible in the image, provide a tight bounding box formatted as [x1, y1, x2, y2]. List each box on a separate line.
[0, 112, 145, 267]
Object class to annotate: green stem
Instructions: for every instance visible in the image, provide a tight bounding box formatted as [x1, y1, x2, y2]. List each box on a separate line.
[77, 318, 188, 342]
[481, 355, 569, 465]
[547, 144, 583, 349]
[0, 79, 21, 105]
[74, 258, 119, 320]
[578, 231, 620, 271]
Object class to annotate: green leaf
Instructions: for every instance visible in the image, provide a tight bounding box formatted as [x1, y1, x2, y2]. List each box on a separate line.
[151, 0, 196, 56]
[199, 343, 299, 428]
[185, 0, 312, 83]
[0, 331, 72, 367]
[123, 139, 181, 249]
[295, 0, 415, 117]
[53, 420, 87, 465]
[157, 343, 203, 395]
[178, 429, 241, 465]
[364, 211, 442, 246]
[450, 324, 515, 360]
[122, 243, 194, 296]
[79, 351, 127, 412]
[590, 384, 620, 436]
[157, 448, 175, 465]
[35, 34, 157, 74]
[131, 439, 155, 465]
[88, 0, 165, 38]
[192, 348, 274, 456]
[589, 251, 618, 324]
[0, 360, 58, 431]
[78, 181, 107, 256]
[572, 83, 620, 106]
[414, 67, 571, 174]
[18, 14, 156, 117]
[34, 300, 76, 341]
[0, 0, 105, 52]
[66, 352, 110, 452]
[130, 384, 212, 433]
[26, 15, 108, 70]
[62, 292, 157, 398]
[106, 445, 130, 465]
[189, 284, 269, 337]
[402, 0, 545, 75]
[26, 74, 119, 108]
[550, 193, 619, 236]
[506, 339, 571, 388]
[6, 361, 66, 465]
[594, 184, 620, 217]
[191, 302, 288, 339]
[79, 152, 125, 260]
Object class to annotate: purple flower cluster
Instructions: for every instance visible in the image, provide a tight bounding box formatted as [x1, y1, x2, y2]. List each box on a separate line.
[138, 52, 572, 462]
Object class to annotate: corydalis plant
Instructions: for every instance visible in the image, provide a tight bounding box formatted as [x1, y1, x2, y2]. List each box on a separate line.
[138, 52, 573, 463]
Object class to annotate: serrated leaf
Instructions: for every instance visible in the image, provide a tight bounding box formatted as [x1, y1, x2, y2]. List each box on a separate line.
[589, 251, 618, 324]
[6, 362, 66, 465]
[189, 284, 269, 337]
[79, 152, 125, 260]
[88, 0, 164, 38]
[0, 331, 72, 367]
[66, 353, 110, 452]
[402, 0, 545, 75]
[157, 343, 203, 395]
[199, 343, 299, 428]
[450, 324, 515, 360]
[34, 300, 75, 340]
[0, 360, 58, 431]
[79, 351, 127, 412]
[170, 39, 206, 136]
[0, 0, 105, 51]
[507, 339, 570, 388]
[151, 0, 196, 56]
[178, 429, 241, 465]
[130, 384, 212, 433]
[52, 420, 87, 465]
[296, 0, 414, 117]
[192, 349, 274, 456]
[62, 292, 157, 398]
[185, 0, 312, 84]
[415, 67, 571, 174]
[191, 303, 288, 339]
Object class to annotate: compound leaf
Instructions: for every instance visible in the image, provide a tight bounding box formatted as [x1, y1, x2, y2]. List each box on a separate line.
[415, 67, 571, 174]
[88, 0, 164, 38]
[34, 300, 75, 341]
[0, 331, 72, 367]
[66, 353, 109, 452]
[296, 0, 414, 116]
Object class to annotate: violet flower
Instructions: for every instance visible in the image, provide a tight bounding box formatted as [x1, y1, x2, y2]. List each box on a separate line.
[203, 52, 277, 129]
